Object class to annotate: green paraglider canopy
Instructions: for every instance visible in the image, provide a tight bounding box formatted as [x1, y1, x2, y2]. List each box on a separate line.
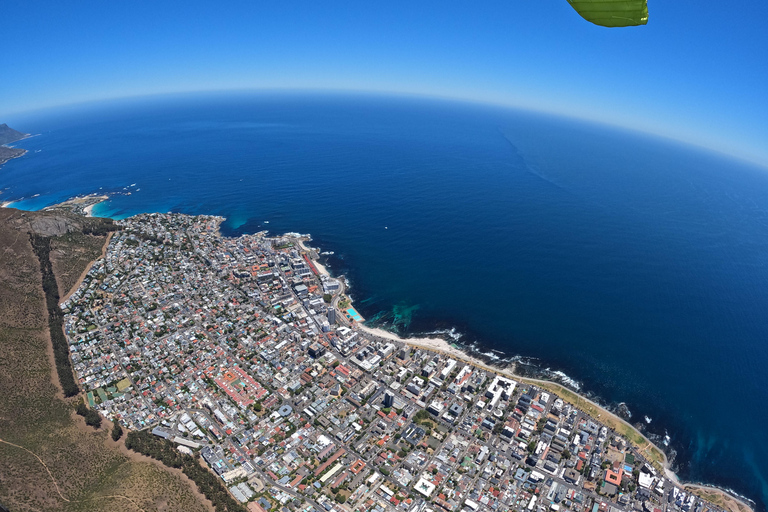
[567, 0, 648, 27]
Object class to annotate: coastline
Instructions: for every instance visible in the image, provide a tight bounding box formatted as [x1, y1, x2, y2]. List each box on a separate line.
[83, 198, 107, 217]
[0, 132, 35, 167]
[46, 194, 110, 217]
[9, 197, 756, 512]
[2, 193, 109, 215]
[358, 314, 756, 512]
[0, 147, 28, 167]
[302, 240, 756, 512]
[295, 238, 331, 277]
[311, 254, 331, 277]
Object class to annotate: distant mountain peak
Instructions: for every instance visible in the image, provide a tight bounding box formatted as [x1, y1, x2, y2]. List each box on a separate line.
[0, 123, 29, 146]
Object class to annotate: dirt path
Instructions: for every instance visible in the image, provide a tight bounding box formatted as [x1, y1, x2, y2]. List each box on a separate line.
[59, 231, 113, 304]
[108, 432, 216, 512]
[0, 437, 147, 511]
[48, 231, 111, 399]
[65, 412, 214, 512]
[41, 225, 213, 512]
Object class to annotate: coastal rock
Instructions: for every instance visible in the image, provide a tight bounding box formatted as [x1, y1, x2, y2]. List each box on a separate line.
[616, 402, 633, 420]
[26, 215, 82, 236]
[7, 211, 82, 237]
[0, 145, 26, 166]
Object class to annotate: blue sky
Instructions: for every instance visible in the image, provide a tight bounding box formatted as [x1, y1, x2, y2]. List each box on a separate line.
[1, 0, 767, 165]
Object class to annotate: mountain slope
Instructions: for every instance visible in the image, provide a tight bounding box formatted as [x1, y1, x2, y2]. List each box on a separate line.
[0, 123, 28, 145]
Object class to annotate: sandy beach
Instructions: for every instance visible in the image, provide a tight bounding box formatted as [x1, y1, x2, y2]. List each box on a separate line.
[295, 238, 333, 278]
[356, 323, 471, 360]
[3, 193, 109, 215]
[312, 257, 331, 278]
[83, 198, 107, 217]
[79, 195, 109, 217]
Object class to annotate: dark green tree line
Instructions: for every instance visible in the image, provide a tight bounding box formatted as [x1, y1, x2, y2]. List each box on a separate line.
[125, 431, 246, 512]
[75, 400, 102, 428]
[29, 233, 79, 397]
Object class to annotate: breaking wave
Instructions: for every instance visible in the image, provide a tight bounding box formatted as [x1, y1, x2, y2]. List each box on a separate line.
[546, 369, 583, 391]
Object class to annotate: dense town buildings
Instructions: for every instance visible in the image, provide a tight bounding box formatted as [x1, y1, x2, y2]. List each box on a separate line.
[62, 213, 726, 512]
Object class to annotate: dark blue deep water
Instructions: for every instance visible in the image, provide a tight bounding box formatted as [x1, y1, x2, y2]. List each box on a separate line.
[3, 92, 768, 509]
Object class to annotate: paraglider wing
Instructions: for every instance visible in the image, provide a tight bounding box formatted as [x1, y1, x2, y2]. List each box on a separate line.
[567, 0, 648, 27]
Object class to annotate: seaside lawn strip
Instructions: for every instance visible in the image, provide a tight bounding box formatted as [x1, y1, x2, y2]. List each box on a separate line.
[526, 379, 666, 467]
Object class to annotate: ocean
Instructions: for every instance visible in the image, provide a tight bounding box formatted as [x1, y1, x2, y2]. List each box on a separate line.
[3, 91, 767, 509]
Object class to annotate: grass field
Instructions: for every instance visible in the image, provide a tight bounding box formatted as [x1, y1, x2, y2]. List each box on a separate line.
[684, 486, 754, 512]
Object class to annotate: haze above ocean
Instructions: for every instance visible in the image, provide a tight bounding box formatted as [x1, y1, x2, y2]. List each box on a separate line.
[3, 92, 767, 509]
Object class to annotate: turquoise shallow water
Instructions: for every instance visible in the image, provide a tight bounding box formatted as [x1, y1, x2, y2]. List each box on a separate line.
[3, 92, 768, 509]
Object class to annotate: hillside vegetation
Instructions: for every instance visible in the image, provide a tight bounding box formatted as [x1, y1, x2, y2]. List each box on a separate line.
[0, 208, 211, 512]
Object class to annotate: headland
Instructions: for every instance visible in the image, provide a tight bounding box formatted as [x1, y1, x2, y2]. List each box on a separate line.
[0, 123, 31, 167]
[42, 193, 110, 217]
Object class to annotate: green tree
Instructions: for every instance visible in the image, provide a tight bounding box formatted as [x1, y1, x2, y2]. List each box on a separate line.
[76, 401, 88, 416]
[112, 421, 124, 441]
[84, 409, 102, 428]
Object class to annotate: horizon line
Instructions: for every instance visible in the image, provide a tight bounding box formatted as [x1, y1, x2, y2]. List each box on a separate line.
[5, 86, 767, 170]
